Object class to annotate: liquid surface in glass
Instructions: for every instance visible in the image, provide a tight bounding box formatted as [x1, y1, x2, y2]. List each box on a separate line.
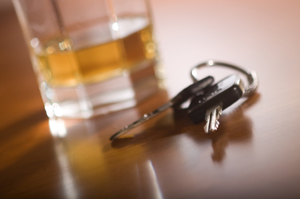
[36, 17, 156, 86]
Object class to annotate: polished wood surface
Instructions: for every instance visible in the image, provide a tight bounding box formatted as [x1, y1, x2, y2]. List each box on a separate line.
[1, 0, 300, 198]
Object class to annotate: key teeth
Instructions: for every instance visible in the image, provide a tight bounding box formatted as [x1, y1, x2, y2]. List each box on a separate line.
[210, 124, 219, 132]
[204, 122, 219, 133]
[215, 120, 219, 129]
[212, 124, 218, 131]
[203, 104, 222, 134]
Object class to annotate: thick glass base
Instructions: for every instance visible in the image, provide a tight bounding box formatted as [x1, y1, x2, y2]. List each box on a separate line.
[40, 61, 164, 118]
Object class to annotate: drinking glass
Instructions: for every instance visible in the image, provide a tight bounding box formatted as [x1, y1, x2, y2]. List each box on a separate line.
[12, 0, 163, 118]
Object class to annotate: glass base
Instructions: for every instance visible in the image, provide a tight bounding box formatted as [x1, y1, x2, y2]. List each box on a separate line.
[41, 61, 164, 118]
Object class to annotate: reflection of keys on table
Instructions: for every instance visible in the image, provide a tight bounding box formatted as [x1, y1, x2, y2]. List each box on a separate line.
[110, 76, 214, 141]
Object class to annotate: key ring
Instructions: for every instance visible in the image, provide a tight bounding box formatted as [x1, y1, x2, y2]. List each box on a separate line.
[190, 60, 258, 97]
[110, 60, 258, 141]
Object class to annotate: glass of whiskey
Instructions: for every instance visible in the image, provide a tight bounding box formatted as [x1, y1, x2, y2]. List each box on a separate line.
[12, 0, 163, 118]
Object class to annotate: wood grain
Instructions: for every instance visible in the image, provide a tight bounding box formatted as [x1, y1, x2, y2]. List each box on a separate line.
[1, 0, 300, 198]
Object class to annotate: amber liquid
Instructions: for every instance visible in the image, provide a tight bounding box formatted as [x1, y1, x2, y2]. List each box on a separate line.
[37, 19, 156, 86]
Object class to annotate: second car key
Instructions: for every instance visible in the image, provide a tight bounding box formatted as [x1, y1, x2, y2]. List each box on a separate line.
[110, 76, 214, 141]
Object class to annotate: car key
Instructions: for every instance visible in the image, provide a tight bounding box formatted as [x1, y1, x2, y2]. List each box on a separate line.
[188, 74, 245, 133]
[110, 76, 215, 141]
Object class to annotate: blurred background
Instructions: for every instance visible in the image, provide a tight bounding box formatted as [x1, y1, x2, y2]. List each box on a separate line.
[0, 0, 11, 13]
[2, 0, 300, 198]
[0, 0, 46, 131]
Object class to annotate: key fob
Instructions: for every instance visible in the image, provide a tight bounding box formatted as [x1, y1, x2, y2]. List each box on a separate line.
[171, 76, 214, 110]
[188, 74, 245, 124]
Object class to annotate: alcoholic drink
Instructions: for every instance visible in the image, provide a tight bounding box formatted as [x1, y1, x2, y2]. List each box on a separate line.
[37, 17, 156, 87]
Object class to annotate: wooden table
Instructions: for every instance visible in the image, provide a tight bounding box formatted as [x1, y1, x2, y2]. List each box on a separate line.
[1, 0, 300, 198]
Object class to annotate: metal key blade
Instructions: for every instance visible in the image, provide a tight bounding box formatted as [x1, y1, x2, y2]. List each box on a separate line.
[110, 76, 214, 141]
[110, 102, 172, 141]
[204, 104, 222, 133]
[210, 108, 218, 131]
[204, 114, 210, 133]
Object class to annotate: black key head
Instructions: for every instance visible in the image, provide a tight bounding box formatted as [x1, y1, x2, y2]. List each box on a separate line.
[171, 76, 214, 109]
[188, 74, 244, 124]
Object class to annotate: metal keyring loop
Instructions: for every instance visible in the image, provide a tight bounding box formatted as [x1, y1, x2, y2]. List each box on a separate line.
[190, 60, 258, 97]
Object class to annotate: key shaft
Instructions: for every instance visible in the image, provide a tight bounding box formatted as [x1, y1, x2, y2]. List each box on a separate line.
[110, 76, 214, 141]
[204, 104, 222, 133]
